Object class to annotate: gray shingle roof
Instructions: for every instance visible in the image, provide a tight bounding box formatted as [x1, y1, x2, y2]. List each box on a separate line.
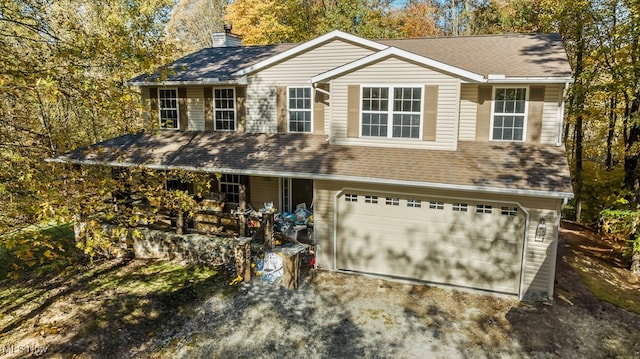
[51, 132, 573, 198]
[128, 44, 296, 84]
[129, 33, 571, 85]
[378, 33, 572, 78]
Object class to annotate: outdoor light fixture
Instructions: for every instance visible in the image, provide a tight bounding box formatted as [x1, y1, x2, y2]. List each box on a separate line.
[535, 218, 547, 242]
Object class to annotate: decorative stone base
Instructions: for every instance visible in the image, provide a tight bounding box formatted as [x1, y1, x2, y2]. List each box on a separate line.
[97, 224, 236, 266]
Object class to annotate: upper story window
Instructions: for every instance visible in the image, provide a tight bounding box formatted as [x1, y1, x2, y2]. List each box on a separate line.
[214, 88, 236, 131]
[158, 89, 179, 129]
[492, 88, 527, 141]
[288, 87, 312, 132]
[361, 86, 422, 139]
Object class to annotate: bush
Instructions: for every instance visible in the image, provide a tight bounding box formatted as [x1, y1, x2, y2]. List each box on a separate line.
[599, 209, 640, 272]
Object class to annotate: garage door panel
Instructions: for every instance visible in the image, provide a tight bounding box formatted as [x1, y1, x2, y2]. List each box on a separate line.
[337, 191, 525, 295]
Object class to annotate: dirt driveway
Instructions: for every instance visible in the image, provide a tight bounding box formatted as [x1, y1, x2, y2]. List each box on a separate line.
[152, 223, 640, 359]
[3, 223, 640, 358]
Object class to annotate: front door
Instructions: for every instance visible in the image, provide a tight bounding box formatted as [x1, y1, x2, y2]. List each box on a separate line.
[281, 178, 313, 212]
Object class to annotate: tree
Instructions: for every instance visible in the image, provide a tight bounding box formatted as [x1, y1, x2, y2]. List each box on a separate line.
[224, 0, 400, 45]
[166, 0, 229, 54]
[396, 0, 441, 38]
[0, 0, 175, 272]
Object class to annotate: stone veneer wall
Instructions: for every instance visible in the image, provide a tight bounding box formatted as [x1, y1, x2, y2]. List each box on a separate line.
[99, 224, 237, 266]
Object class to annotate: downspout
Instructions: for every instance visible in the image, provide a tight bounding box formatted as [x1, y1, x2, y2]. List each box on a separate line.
[333, 189, 344, 270]
[518, 205, 531, 301]
[556, 82, 570, 146]
[313, 82, 332, 144]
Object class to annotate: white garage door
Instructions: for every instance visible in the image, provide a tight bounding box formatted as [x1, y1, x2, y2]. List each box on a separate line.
[336, 191, 526, 294]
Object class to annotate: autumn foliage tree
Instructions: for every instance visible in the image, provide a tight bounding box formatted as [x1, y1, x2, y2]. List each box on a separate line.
[0, 0, 175, 272]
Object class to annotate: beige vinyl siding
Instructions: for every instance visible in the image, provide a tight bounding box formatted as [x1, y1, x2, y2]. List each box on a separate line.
[314, 179, 562, 298]
[246, 39, 376, 133]
[540, 84, 562, 144]
[458, 84, 563, 144]
[521, 207, 559, 298]
[458, 84, 478, 141]
[248, 176, 279, 210]
[187, 87, 205, 131]
[330, 57, 460, 150]
[246, 84, 278, 133]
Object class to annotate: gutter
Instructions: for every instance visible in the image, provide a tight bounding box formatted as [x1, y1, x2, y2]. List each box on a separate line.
[45, 157, 574, 200]
[126, 77, 247, 87]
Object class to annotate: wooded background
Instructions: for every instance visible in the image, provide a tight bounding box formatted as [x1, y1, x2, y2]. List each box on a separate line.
[1, 0, 639, 271]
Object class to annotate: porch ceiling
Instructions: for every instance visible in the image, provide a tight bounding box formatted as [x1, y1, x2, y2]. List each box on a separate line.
[48, 131, 573, 198]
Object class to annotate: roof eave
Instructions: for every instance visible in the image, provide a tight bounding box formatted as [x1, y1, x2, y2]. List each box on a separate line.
[126, 77, 247, 87]
[45, 157, 573, 200]
[486, 76, 574, 84]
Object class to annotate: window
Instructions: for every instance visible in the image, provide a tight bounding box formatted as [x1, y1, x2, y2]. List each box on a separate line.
[345, 194, 358, 202]
[361, 86, 422, 139]
[429, 201, 444, 210]
[407, 199, 421, 208]
[159, 89, 179, 129]
[214, 88, 236, 131]
[476, 204, 493, 214]
[492, 88, 526, 141]
[220, 174, 240, 204]
[288, 87, 312, 132]
[452, 203, 468, 212]
[365, 195, 378, 204]
[501, 206, 518, 216]
[385, 197, 399, 206]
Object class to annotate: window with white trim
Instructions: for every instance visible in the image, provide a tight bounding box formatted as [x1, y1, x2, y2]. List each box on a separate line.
[476, 204, 493, 214]
[492, 88, 526, 141]
[288, 87, 312, 132]
[361, 86, 422, 139]
[214, 88, 236, 131]
[159, 89, 179, 129]
[220, 174, 240, 204]
[429, 201, 444, 210]
[501, 206, 518, 216]
[385, 197, 399, 206]
[365, 195, 378, 204]
[452, 203, 468, 212]
[345, 194, 358, 202]
[407, 199, 421, 208]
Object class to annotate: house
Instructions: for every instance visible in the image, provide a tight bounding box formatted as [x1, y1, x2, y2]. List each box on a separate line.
[50, 30, 574, 301]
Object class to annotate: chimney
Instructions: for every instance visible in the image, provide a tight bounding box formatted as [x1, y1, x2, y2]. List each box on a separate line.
[212, 24, 242, 47]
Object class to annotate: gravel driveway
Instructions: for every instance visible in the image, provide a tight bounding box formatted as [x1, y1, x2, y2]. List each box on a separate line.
[161, 271, 524, 359]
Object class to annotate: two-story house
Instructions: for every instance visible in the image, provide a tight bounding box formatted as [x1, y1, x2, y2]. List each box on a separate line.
[52, 30, 573, 301]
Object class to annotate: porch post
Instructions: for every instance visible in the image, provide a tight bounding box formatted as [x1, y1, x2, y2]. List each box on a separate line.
[238, 180, 247, 237]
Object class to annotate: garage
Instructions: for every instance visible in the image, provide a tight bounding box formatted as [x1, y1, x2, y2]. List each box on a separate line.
[335, 190, 526, 295]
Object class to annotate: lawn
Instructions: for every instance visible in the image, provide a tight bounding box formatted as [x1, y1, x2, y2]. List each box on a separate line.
[0, 222, 639, 358]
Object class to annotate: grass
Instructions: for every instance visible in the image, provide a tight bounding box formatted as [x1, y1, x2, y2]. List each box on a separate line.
[0, 222, 79, 279]
[0, 257, 235, 357]
[577, 270, 640, 314]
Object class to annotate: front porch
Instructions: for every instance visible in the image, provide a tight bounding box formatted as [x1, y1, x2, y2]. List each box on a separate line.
[99, 171, 316, 288]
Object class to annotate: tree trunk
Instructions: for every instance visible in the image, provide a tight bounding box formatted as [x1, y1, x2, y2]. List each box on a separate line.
[606, 96, 617, 170]
[623, 96, 640, 206]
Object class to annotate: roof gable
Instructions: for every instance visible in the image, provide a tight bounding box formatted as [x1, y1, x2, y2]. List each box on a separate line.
[232, 30, 388, 77]
[311, 46, 486, 83]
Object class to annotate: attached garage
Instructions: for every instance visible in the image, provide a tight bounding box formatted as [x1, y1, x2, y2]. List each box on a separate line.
[335, 190, 526, 295]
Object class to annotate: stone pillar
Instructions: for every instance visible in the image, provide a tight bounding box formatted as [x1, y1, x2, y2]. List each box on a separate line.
[234, 237, 252, 282]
